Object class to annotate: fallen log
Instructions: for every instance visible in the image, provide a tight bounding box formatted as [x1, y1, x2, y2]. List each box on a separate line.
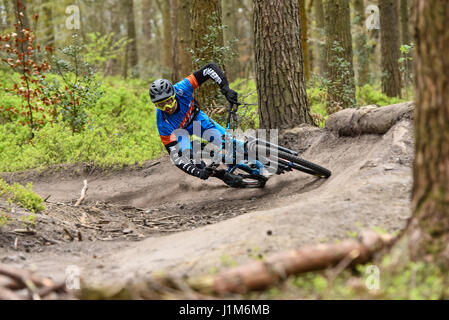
[0, 264, 68, 300]
[78, 231, 395, 299]
[187, 231, 395, 295]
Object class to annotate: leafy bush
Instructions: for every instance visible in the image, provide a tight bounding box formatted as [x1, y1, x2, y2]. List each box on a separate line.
[0, 74, 164, 172]
[0, 6, 53, 139]
[0, 212, 12, 227]
[0, 179, 45, 212]
[227, 78, 259, 130]
[84, 32, 131, 73]
[356, 84, 406, 107]
[44, 34, 104, 133]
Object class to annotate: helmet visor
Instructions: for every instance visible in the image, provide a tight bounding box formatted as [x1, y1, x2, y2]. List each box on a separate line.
[154, 95, 176, 111]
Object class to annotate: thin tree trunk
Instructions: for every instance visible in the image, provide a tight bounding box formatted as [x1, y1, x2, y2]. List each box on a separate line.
[177, 0, 192, 78]
[170, 0, 179, 81]
[323, 0, 356, 113]
[404, 0, 449, 268]
[313, 0, 326, 76]
[299, 0, 310, 82]
[237, 0, 254, 79]
[190, 0, 224, 108]
[400, 0, 412, 86]
[379, 0, 402, 97]
[41, 0, 54, 48]
[161, 0, 172, 79]
[353, 0, 370, 86]
[254, 0, 314, 130]
[141, 0, 153, 66]
[400, 0, 410, 46]
[0, 0, 7, 31]
[124, 0, 138, 78]
[222, 0, 240, 81]
[106, 0, 123, 76]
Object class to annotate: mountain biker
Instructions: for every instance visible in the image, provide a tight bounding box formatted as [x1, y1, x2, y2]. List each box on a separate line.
[149, 62, 245, 188]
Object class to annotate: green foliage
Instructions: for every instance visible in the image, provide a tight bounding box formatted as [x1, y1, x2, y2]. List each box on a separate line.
[307, 83, 328, 128]
[399, 43, 415, 99]
[211, 78, 407, 131]
[189, 12, 238, 70]
[0, 74, 164, 172]
[21, 214, 36, 227]
[247, 257, 448, 300]
[219, 255, 238, 268]
[0, 6, 53, 139]
[346, 230, 358, 238]
[0, 212, 12, 227]
[84, 32, 131, 72]
[0, 179, 45, 212]
[44, 34, 104, 133]
[356, 84, 406, 107]
[227, 78, 259, 130]
[324, 41, 357, 113]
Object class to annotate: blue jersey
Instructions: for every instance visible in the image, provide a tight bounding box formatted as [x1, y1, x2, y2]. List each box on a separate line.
[157, 75, 199, 146]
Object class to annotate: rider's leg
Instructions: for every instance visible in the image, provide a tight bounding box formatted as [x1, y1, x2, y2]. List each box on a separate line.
[190, 112, 244, 187]
[173, 129, 206, 169]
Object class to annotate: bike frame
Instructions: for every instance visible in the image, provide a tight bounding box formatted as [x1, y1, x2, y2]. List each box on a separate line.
[209, 103, 301, 178]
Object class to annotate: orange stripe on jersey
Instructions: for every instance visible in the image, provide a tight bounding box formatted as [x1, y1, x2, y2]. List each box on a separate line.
[160, 134, 177, 145]
[187, 74, 199, 90]
[179, 101, 195, 129]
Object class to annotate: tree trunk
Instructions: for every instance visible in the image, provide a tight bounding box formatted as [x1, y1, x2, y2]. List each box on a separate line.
[379, 0, 402, 97]
[400, 0, 410, 46]
[313, 0, 326, 76]
[124, 0, 138, 78]
[222, 0, 240, 81]
[1, 0, 8, 31]
[161, 0, 172, 79]
[236, 0, 254, 79]
[190, 0, 224, 108]
[353, 0, 370, 86]
[170, 0, 180, 81]
[405, 0, 449, 268]
[141, 0, 153, 66]
[254, 0, 314, 130]
[400, 0, 412, 83]
[323, 0, 356, 114]
[177, 0, 192, 78]
[299, 0, 310, 82]
[41, 0, 54, 48]
[106, 0, 123, 76]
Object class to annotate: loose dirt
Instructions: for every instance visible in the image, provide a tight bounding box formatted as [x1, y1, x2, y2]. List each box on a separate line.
[0, 103, 415, 289]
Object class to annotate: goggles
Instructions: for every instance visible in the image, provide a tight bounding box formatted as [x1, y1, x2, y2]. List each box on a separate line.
[154, 95, 176, 111]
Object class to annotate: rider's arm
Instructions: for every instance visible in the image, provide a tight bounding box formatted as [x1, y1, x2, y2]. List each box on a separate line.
[164, 140, 209, 180]
[187, 62, 230, 93]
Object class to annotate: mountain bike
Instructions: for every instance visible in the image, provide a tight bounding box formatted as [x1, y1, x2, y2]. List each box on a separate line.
[196, 102, 332, 188]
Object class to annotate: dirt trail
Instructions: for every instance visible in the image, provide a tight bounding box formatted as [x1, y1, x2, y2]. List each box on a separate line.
[0, 103, 414, 288]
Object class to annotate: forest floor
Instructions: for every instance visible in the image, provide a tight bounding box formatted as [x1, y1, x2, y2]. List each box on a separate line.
[0, 102, 415, 296]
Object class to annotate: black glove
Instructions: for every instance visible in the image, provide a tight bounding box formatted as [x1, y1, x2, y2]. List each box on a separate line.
[198, 166, 215, 180]
[221, 87, 239, 105]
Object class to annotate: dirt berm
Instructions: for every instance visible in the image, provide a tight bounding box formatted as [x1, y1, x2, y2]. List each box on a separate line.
[0, 102, 414, 288]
